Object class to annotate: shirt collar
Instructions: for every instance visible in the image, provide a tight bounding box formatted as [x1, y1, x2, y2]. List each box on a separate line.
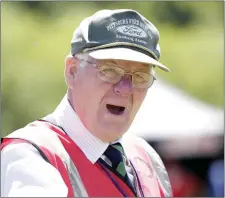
[43, 94, 121, 164]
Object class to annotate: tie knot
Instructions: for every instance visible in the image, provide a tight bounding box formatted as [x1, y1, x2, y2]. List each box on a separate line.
[110, 143, 125, 155]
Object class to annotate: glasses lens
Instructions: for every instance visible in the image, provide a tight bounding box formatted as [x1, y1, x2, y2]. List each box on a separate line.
[133, 72, 154, 89]
[98, 65, 124, 84]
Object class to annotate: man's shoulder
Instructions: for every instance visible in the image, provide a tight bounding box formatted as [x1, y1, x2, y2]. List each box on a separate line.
[122, 133, 159, 158]
[122, 133, 166, 172]
[123, 133, 166, 171]
[6, 121, 55, 140]
[3, 121, 70, 162]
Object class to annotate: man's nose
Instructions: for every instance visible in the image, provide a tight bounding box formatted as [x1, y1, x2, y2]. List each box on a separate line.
[113, 75, 133, 97]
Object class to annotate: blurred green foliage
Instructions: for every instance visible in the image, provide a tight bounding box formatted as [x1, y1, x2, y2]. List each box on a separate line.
[1, 2, 224, 136]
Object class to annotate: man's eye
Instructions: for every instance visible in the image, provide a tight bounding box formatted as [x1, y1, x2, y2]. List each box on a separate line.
[102, 68, 119, 78]
[104, 68, 116, 72]
[134, 74, 145, 82]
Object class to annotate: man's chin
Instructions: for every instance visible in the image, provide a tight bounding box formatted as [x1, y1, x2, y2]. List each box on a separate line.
[100, 131, 126, 143]
[102, 109, 130, 123]
[100, 122, 129, 136]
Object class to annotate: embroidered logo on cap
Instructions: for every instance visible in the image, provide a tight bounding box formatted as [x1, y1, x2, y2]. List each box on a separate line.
[106, 18, 153, 46]
[117, 25, 148, 38]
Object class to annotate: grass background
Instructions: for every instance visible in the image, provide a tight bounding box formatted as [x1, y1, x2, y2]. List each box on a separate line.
[1, 1, 224, 136]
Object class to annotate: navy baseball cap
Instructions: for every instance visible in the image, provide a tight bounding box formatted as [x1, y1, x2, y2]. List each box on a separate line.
[71, 9, 170, 72]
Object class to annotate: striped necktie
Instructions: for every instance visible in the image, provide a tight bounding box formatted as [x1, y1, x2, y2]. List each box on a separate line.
[100, 143, 136, 194]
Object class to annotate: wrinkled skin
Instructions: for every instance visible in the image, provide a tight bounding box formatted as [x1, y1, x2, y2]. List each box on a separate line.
[65, 53, 153, 142]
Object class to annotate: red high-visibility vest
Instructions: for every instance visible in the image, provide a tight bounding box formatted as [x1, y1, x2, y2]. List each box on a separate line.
[1, 120, 172, 197]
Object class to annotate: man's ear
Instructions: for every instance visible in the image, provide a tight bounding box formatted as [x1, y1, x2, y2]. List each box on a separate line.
[64, 55, 79, 89]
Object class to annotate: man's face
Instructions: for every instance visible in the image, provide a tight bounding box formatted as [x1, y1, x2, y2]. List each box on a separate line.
[65, 54, 153, 142]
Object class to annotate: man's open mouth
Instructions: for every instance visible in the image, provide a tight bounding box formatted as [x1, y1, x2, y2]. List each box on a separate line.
[106, 104, 126, 115]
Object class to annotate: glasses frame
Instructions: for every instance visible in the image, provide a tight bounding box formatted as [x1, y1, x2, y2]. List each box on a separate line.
[79, 59, 156, 89]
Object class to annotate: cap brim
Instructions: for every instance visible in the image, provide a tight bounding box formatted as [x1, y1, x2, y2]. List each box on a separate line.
[88, 47, 170, 72]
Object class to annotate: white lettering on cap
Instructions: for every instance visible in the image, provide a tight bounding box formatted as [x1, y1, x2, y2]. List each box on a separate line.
[117, 25, 148, 38]
[106, 18, 153, 45]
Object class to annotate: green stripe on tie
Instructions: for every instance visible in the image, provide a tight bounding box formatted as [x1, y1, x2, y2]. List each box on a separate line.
[116, 162, 126, 177]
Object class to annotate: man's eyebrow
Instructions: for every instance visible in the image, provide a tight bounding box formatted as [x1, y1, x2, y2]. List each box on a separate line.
[100, 60, 119, 65]
[98, 59, 152, 70]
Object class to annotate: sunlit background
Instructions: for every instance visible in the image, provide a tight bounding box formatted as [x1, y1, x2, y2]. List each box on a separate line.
[1, 2, 224, 197]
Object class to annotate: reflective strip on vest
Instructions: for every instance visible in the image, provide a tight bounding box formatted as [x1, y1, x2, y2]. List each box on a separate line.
[4, 121, 172, 197]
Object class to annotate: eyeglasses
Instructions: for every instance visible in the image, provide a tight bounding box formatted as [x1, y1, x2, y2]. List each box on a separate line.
[79, 59, 156, 89]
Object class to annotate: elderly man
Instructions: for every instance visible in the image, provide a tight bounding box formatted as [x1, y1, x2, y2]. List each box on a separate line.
[1, 9, 172, 197]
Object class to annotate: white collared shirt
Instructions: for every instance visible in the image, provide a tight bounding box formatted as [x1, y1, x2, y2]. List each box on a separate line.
[44, 94, 110, 164]
[1, 94, 132, 197]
